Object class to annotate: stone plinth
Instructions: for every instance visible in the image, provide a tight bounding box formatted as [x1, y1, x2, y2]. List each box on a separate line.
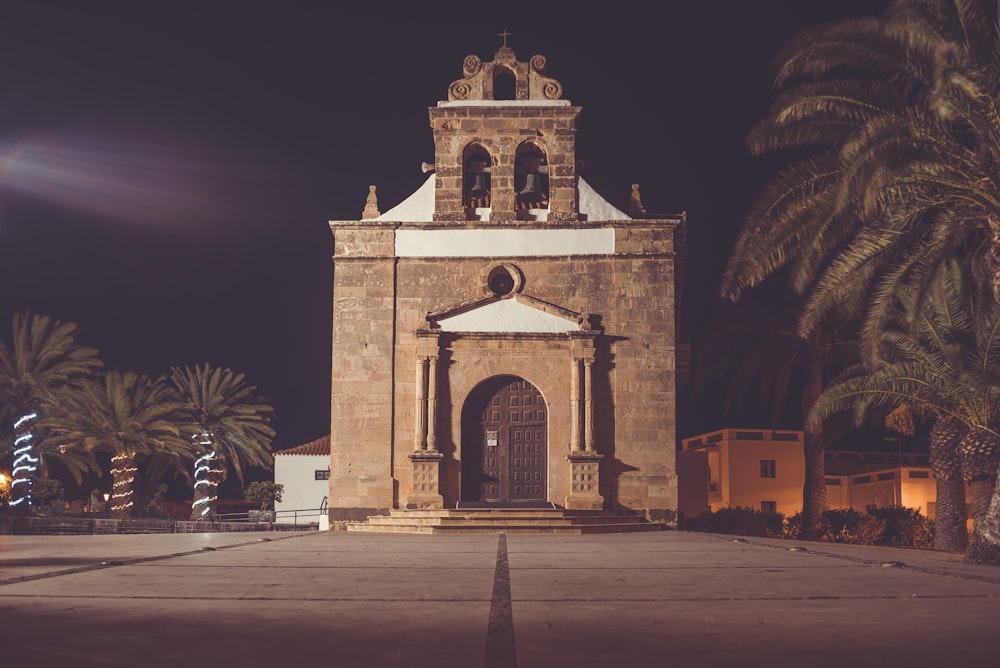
[566, 452, 605, 510]
[405, 450, 445, 509]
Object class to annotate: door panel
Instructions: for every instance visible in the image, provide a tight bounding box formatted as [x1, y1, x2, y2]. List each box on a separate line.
[474, 377, 547, 503]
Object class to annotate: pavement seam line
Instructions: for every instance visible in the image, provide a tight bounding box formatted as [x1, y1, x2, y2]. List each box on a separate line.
[701, 533, 1000, 585]
[0, 532, 311, 587]
[484, 533, 517, 668]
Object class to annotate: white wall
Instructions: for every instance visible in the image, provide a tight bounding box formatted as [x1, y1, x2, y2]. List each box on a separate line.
[274, 454, 329, 515]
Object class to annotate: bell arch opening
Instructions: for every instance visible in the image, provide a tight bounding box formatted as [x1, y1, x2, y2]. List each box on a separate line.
[514, 142, 549, 211]
[492, 67, 517, 100]
[462, 144, 492, 214]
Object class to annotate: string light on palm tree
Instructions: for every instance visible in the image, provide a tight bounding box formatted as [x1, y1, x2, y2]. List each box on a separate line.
[109, 452, 137, 514]
[10, 411, 39, 507]
[191, 430, 221, 519]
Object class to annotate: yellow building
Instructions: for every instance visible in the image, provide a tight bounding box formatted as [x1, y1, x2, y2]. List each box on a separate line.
[678, 428, 805, 517]
[824, 450, 939, 520]
[678, 429, 948, 520]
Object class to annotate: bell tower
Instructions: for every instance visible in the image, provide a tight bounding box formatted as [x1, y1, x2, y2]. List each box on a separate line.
[427, 43, 579, 223]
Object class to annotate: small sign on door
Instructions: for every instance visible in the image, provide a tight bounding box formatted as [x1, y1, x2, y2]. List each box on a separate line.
[486, 430, 498, 447]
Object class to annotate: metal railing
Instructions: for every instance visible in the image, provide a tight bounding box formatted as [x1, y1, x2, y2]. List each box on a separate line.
[216, 504, 327, 526]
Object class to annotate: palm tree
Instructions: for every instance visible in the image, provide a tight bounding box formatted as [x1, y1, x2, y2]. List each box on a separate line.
[0, 312, 102, 509]
[40, 370, 193, 517]
[169, 364, 275, 520]
[808, 262, 1000, 559]
[722, 1, 1000, 349]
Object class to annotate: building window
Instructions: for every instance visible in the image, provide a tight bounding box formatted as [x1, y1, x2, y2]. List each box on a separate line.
[853, 475, 872, 484]
[759, 460, 777, 478]
[876, 471, 896, 481]
[908, 470, 930, 479]
[825, 478, 842, 486]
[761, 500, 777, 513]
[315, 470, 330, 481]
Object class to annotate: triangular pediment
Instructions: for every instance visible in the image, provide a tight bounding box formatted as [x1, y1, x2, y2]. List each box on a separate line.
[429, 295, 583, 333]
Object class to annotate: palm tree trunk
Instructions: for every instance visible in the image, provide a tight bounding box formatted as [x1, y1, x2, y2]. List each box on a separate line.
[799, 356, 827, 540]
[109, 452, 137, 519]
[10, 411, 40, 511]
[928, 417, 968, 552]
[961, 426, 1000, 564]
[190, 443, 224, 521]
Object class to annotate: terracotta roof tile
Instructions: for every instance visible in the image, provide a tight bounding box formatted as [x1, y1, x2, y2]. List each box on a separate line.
[277, 434, 330, 456]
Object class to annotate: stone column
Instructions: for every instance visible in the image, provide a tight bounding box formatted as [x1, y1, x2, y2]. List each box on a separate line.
[570, 357, 582, 452]
[584, 359, 595, 453]
[414, 357, 428, 452]
[566, 336, 603, 510]
[408, 331, 444, 509]
[427, 355, 438, 452]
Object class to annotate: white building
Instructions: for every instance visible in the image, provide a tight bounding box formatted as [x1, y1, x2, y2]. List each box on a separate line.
[274, 435, 330, 522]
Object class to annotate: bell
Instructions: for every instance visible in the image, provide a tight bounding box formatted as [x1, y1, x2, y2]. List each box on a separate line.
[469, 174, 488, 198]
[517, 172, 544, 204]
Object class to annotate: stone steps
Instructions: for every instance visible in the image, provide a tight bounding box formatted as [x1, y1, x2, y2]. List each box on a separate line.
[344, 508, 666, 534]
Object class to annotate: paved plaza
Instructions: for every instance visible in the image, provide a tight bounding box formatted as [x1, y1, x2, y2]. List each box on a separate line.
[2, 529, 999, 667]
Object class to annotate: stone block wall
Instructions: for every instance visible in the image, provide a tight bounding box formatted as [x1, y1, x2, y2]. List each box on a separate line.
[330, 218, 679, 523]
[428, 105, 580, 222]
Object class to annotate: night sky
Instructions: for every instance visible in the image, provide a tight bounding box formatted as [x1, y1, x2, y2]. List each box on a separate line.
[0, 2, 887, 453]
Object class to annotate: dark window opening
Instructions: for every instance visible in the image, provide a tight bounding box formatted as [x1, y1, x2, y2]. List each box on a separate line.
[315, 469, 330, 480]
[759, 460, 777, 478]
[761, 500, 777, 513]
[493, 69, 516, 100]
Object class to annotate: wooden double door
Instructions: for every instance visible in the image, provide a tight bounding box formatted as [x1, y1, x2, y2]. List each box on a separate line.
[462, 376, 547, 504]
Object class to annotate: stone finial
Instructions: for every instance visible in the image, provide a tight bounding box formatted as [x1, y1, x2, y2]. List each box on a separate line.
[628, 184, 647, 218]
[362, 185, 380, 220]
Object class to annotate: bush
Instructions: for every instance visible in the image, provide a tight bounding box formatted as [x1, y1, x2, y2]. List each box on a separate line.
[867, 506, 934, 548]
[245, 481, 284, 510]
[30, 476, 65, 512]
[684, 506, 785, 538]
[686, 505, 934, 548]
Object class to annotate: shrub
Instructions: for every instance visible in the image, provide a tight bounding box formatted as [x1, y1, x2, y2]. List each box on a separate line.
[30, 476, 65, 512]
[686, 505, 934, 548]
[867, 506, 934, 548]
[685, 506, 784, 538]
[245, 481, 284, 511]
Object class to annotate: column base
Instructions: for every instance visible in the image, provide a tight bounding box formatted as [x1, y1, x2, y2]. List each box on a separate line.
[565, 452, 605, 511]
[406, 451, 445, 509]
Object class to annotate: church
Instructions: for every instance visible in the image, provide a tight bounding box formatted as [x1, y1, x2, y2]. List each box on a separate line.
[327, 40, 684, 528]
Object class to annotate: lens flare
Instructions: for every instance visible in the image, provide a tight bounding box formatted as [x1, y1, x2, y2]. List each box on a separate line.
[0, 129, 259, 232]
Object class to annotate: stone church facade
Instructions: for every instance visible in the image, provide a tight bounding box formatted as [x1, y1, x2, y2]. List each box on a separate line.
[328, 43, 684, 526]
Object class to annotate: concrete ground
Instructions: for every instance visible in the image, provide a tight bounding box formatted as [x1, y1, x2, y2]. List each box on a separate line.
[1, 529, 999, 667]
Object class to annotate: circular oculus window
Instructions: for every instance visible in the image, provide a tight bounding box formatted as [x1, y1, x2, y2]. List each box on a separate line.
[487, 265, 522, 296]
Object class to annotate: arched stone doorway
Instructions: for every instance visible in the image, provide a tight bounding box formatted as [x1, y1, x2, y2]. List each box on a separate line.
[461, 375, 547, 505]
